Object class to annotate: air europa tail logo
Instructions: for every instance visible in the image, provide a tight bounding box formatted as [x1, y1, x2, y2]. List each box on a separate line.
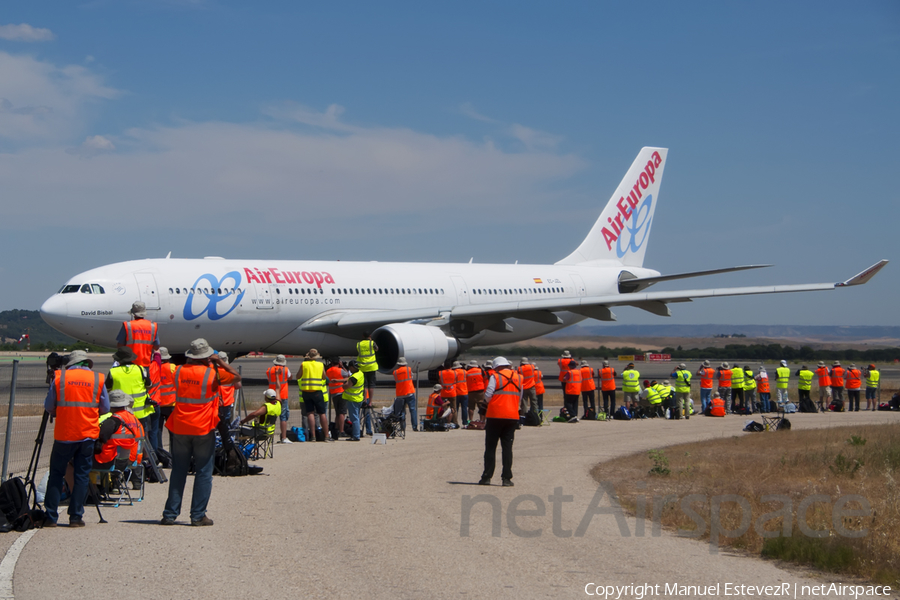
[601, 151, 663, 255]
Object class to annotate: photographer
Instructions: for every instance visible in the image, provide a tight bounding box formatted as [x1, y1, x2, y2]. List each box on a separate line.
[43, 350, 109, 527]
[161, 339, 240, 527]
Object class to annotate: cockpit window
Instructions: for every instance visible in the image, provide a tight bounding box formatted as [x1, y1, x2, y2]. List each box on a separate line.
[91, 284, 105, 294]
[80, 284, 92, 294]
[61, 284, 81, 294]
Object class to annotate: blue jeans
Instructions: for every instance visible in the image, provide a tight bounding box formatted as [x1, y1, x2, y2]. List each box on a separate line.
[760, 392, 771, 413]
[141, 411, 160, 455]
[396, 394, 417, 431]
[164, 431, 216, 521]
[347, 401, 361, 440]
[44, 440, 94, 523]
[363, 404, 373, 435]
[699, 388, 712, 413]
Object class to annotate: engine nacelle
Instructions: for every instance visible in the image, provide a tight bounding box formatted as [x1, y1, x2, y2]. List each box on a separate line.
[372, 323, 458, 372]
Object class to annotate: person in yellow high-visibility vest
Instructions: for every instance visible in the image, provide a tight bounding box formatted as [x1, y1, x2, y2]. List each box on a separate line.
[300, 349, 331, 441]
[356, 332, 379, 405]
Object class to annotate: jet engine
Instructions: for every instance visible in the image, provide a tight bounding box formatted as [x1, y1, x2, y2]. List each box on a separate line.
[372, 324, 458, 372]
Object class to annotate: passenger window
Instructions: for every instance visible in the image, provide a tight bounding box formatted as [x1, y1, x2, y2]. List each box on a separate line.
[176, 288, 181, 295]
[80, 284, 92, 294]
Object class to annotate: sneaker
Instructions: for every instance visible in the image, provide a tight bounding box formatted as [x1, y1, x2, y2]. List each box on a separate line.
[191, 515, 214, 527]
[159, 517, 176, 526]
[478, 478, 491, 486]
[68, 518, 85, 528]
[502, 479, 514, 487]
[345, 438, 360, 442]
[42, 519, 57, 528]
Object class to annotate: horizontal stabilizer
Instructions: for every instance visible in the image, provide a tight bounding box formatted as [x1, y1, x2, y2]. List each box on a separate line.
[619, 264, 771, 292]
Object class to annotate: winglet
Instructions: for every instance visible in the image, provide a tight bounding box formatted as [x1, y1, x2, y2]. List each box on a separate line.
[837, 260, 889, 287]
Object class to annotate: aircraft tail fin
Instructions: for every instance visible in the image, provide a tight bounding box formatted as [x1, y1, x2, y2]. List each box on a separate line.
[556, 147, 668, 267]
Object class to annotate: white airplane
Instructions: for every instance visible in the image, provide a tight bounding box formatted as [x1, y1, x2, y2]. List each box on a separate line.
[40, 147, 888, 371]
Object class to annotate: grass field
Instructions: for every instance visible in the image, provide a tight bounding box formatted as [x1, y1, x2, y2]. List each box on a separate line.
[592, 423, 900, 586]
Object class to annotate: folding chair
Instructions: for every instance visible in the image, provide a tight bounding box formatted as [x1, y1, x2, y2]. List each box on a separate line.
[89, 446, 136, 508]
[239, 416, 276, 460]
[540, 409, 552, 425]
[761, 406, 786, 431]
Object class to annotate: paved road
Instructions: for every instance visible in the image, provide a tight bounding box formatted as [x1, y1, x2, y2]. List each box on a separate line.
[9, 409, 900, 599]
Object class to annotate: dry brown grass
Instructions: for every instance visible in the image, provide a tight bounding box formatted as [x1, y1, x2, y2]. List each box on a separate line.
[592, 423, 900, 585]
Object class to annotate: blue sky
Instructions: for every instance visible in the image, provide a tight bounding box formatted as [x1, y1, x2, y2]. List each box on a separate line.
[0, 1, 897, 326]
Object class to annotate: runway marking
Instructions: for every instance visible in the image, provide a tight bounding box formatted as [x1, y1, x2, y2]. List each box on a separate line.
[0, 529, 37, 600]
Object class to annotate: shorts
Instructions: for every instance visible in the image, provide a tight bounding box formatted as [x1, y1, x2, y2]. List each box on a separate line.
[331, 393, 347, 415]
[865, 388, 877, 400]
[279, 403, 290, 422]
[623, 392, 639, 405]
[363, 370, 377, 387]
[302, 390, 327, 415]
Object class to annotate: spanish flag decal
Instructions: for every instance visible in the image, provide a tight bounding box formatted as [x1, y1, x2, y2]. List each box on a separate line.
[533, 278, 543, 284]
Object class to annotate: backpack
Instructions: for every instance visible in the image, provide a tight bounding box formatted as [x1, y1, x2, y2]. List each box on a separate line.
[287, 426, 306, 442]
[596, 411, 607, 422]
[465, 420, 486, 430]
[215, 444, 250, 476]
[743, 421, 765, 432]
[225, 445, 249, 476]
[0, 477, 28, 527]
[523, 411, 542, 427]
[613, 406, 632, 421]
[155, 447, 173, 469]
[583, 408, 597, 421]
[777, 417, 792, 431]
[314, 427, 326, 442]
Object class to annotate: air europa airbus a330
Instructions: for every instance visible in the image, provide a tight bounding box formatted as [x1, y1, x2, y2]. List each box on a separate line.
[40, 148, 888, 372]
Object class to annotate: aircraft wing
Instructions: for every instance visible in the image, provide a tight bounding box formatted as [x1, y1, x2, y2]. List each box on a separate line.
[301, 260, 888, 335]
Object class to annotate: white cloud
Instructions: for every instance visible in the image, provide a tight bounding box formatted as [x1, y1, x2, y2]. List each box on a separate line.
[0, 23, 55, 42]
[66, 134, 116, 156]
[459, 102, 498, 123]
[509, 123, 563, 151]
[0, 52, 119, 145]
[0, 54, 586, 240]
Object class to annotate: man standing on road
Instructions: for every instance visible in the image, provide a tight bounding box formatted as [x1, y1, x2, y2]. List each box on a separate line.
[562, 359, 582, 419]
[672, 363, 692, 419]
[695, 360, 714, 414]
[43, 350, 109, 527]
[466, 360, 486, 424]
[392, 357, 417, 432]
[756, 366, 771, 413]
[599, 360, 617, 416]
[795, 364, 815, 412]
[815, 361, 832, 412]
[716, 363, 732, 413]
[519, 358, 538, 417]
[267, 355, 292, 443]
[300, 350, 330, 441]
[453, 361, 469, 427]
[775, 360, 791, 410]
[162, 338, 241, 527]
[845, 364, 862, 412]
[438, 363, 457, 427]
[579, 360, 597, 418]
[478, 357, 522, 487]
[864, 364, 880, 411]
[830, 361, 845, 408]
[730, 364, 745, 413]
[342, 361, 365, 441]
[117, 301, 159, 368]
[327, 357, 349, 437]
[356, 332, 379, 405]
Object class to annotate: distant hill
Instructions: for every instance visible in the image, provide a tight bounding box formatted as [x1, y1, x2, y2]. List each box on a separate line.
[0, 309, 78, 346]
[560, 324, 900, 342]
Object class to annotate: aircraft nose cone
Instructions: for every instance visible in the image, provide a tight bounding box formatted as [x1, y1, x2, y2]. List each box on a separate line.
[40, 294, 68, 329]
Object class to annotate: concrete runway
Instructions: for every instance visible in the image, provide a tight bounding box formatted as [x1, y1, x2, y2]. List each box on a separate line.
[8, 409, 900, 600]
